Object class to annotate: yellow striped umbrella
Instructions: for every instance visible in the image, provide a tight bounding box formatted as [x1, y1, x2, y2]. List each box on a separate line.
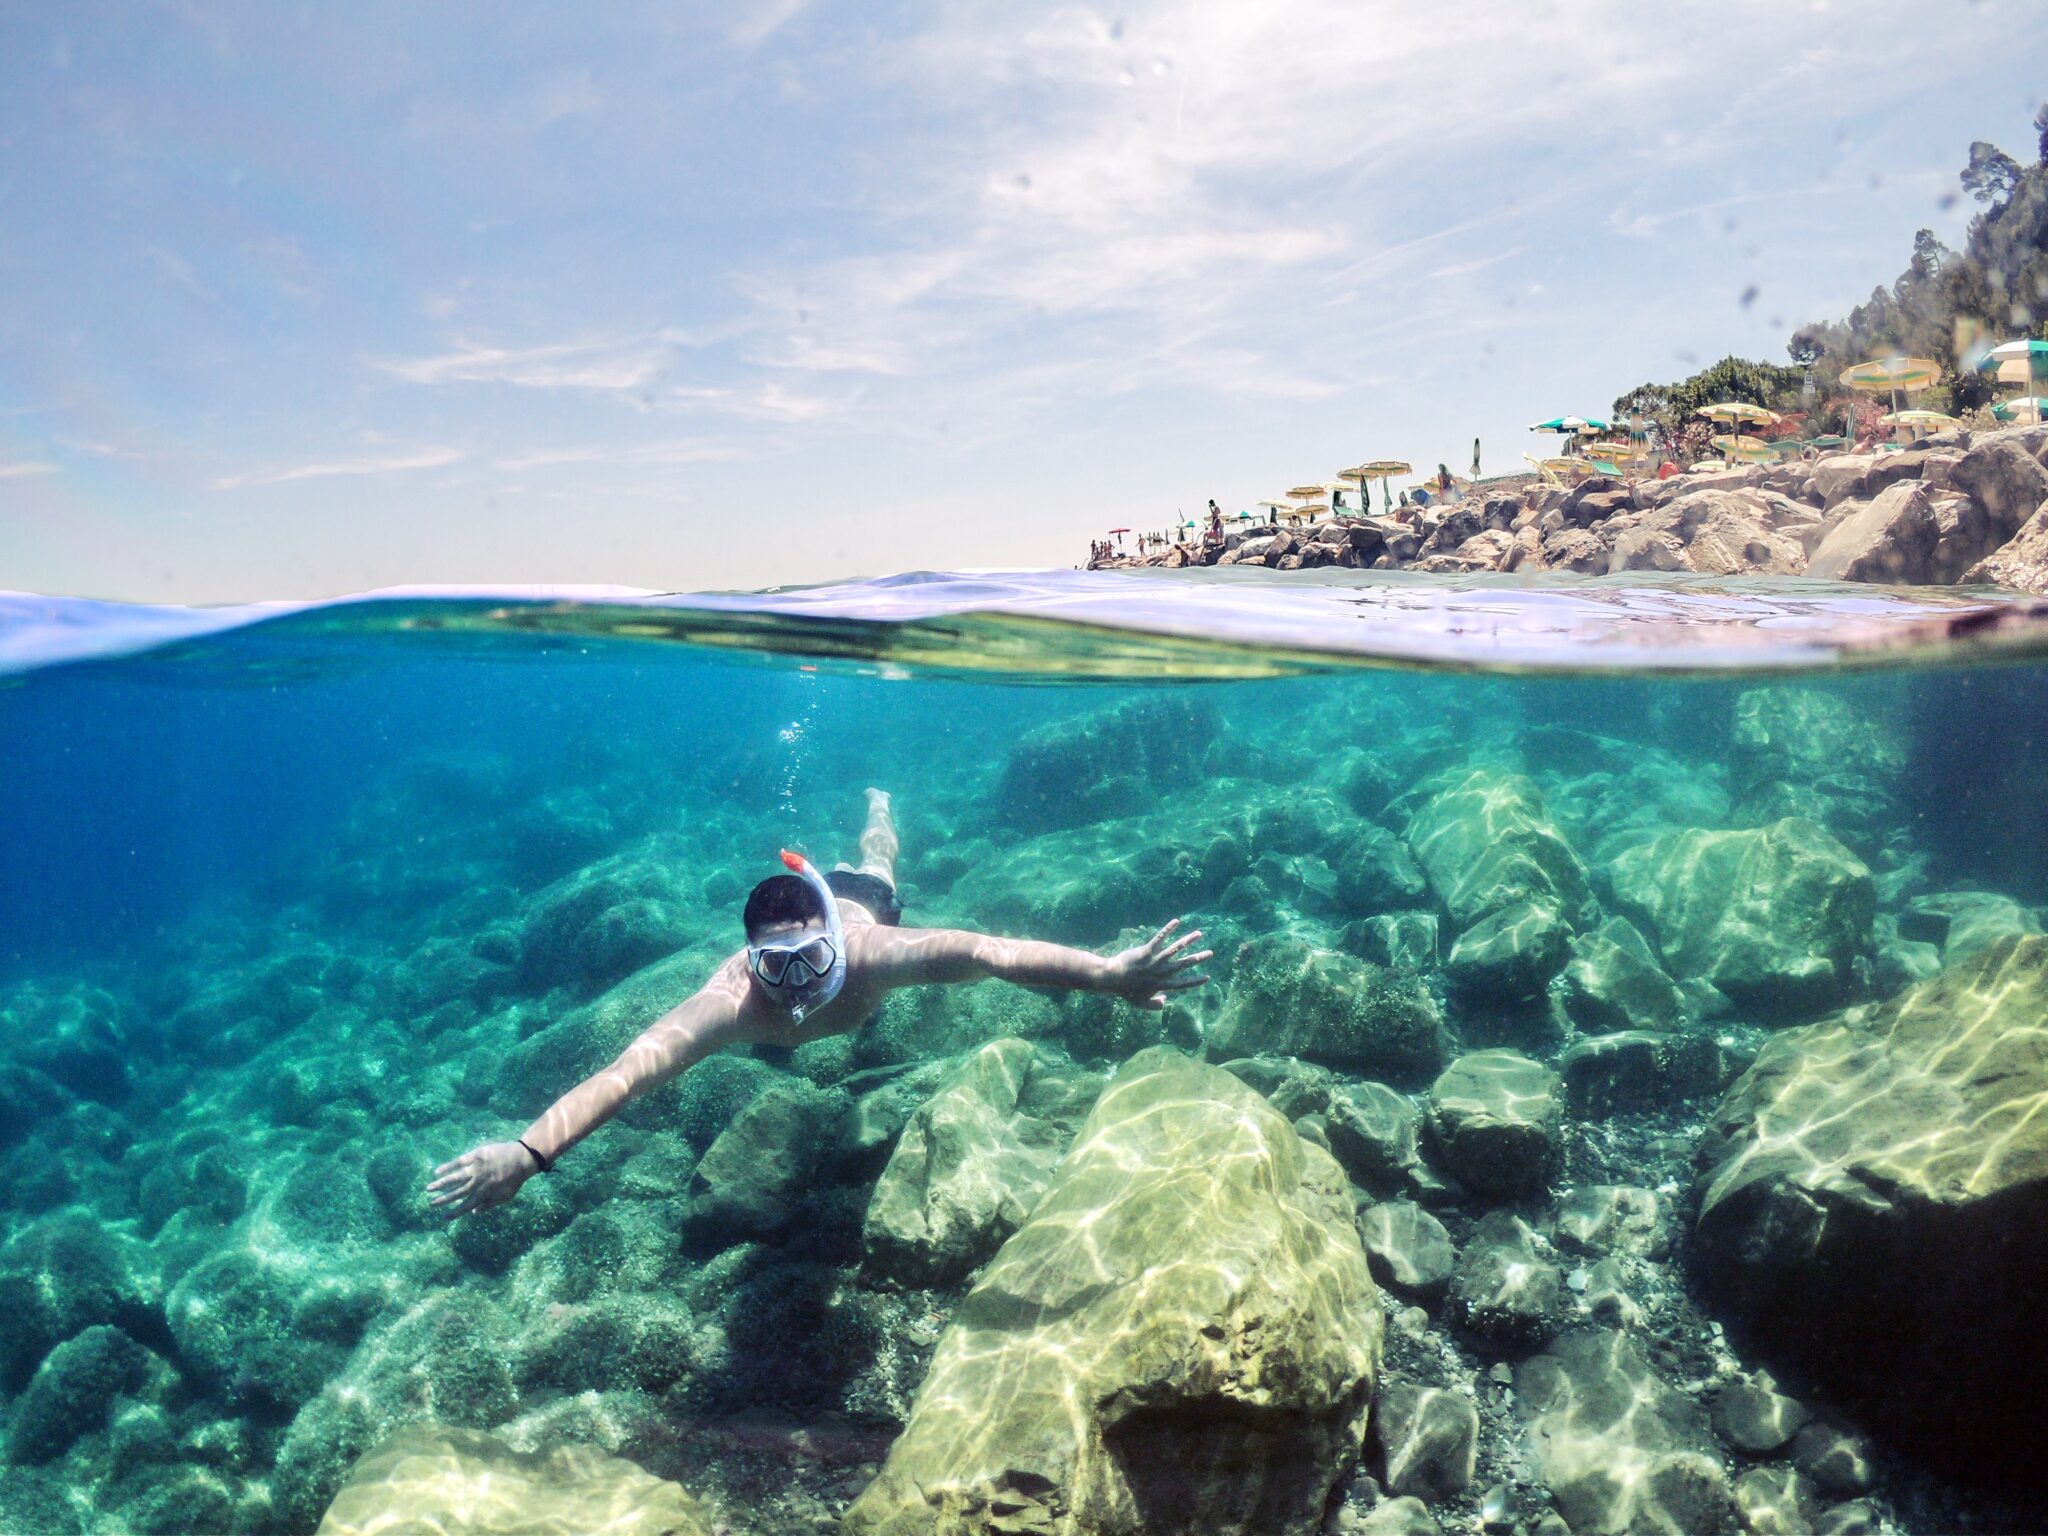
[1881, 409, 1959, 431]
[1697, 402, 1781, 427]
[1287, 484, 1327, 499]
[1840, 356, 1941, 416]
[1711, 434, 1775, 463]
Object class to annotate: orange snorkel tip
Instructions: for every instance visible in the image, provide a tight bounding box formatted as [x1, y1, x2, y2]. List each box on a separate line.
[780, 849, 807, 873]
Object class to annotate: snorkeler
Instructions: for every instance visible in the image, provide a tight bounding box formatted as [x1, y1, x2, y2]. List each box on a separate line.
[427, 788, 1211, 1217]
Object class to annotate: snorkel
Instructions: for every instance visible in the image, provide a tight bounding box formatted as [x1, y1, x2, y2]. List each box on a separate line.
[748, 850, 846, 1024]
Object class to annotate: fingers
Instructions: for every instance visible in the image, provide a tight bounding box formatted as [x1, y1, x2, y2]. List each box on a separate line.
[1146, 918, 1181, 950]
[1158, 929, 1204, 960]
[1160, 971, 1211, 993]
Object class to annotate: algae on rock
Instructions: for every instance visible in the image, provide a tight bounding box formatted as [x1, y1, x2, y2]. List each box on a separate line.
[843, 1048, 1382, 1536]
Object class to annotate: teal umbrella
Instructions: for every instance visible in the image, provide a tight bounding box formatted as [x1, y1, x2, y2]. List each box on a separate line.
[1528, 415, 1611, 433]
[1992, 398, 2048, 424]
[1976, 339, 2048, 384]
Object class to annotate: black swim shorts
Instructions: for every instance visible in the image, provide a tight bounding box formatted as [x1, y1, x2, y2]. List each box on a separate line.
[825, 869, 903, 926]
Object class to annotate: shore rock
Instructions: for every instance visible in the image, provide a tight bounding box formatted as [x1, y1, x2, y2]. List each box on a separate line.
[1961, 500, 2048, 592]
[1425, 1050, 1563, 1196]
[1608, 818, 1873, 1018]
[843, 1049, 1382, 1536]
[862, 1039, 1063, 1286]
[1693, 935, 2048, 1478]
[1948, 437, 2048, 550]
[314, 1423, 715, 1536]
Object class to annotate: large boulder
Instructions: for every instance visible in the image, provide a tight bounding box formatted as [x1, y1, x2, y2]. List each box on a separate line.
[862, 1039, 1065, 1287]
[684, 1078, 852, 1241]
[1807, 482, 1946, 583]
[1444, 899, 1572, 1005]
[314, 1423, 716, 1536]
[1608, 819, 1873, 1018]
[842, 1049, 1382, 1536]
[1961, 499, 2048, 592]
[1693, 936, 2048, 1480]
[1608, 490, 1806, 576]
[512, 844, 702, 997]
[1209, 936, 1448, 1081]
[1556, 916, 1686, 1033]
[1403, 769, 1593, 933]
[1948, 437, 2048, 552]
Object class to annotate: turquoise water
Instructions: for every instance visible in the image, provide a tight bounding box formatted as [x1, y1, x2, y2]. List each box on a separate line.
[3, 572, 2047, 1535]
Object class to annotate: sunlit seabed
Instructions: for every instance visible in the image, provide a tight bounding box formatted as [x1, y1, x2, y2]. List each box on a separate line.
[1, 569, 2045, 1536]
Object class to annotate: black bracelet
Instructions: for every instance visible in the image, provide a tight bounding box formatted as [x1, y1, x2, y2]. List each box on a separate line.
[517, 1138, 554, 1173]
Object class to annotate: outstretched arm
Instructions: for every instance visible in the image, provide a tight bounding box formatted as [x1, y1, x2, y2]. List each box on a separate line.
[428, 959, 750, 1217]
[874, 919, 1212, 1011]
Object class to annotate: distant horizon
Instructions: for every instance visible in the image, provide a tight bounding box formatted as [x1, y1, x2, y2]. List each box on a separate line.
[3, 2, 2044, 603]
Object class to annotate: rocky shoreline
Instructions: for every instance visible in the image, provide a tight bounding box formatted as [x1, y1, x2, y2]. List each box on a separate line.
[1091, 423, 2048, 593]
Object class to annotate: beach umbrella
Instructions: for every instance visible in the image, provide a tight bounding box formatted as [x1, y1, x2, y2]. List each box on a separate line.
[1711, 434, 1775, 463]
[1528, 416, 1609, 433]
[1287, 484, 1326, 500]
[1839, 356, 1941, 416]
[1697, 402, 1780, 428]
[1992, 398, 2048, 424]
[1975, 338, 2048, 382]
[1349, 459, 1412, 513]
[1881, 409, 1960, 438]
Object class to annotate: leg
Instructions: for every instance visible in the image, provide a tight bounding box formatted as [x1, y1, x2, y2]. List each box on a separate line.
[855, 787, 898, 886]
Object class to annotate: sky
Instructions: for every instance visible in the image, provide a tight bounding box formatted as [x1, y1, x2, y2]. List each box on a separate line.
[2, 1, 2045, 603]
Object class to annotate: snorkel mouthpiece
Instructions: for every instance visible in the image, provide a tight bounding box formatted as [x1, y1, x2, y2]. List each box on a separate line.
[758, 850, 846, 1023]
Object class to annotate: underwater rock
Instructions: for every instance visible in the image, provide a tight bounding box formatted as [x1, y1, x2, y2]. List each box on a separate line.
[1557, 1030, 1723, 1117]
[1711, 1371, 1811, 1456]
[1210, 935, 1449, 1081]
[1402, 768, 1593, 935]
[1694, 935, 2048, 1479]
[1355, 1199, 1454, 1300]
[1347, 911, 1439, 971]
[511, 843, 704, 997]
[1445, 899, 1572, 1005]
[1332, 825, 1431, 915]
[0, 982, 131, 1105]
[685, 1078, 853, 1242]
[863, 1038, 1065, 1287]
[1607, 818, 1874, 1018]
[1324, 1081, 1422, 1193]
[1221, 1055, 1335, 1119]
[1788, 1421, 1877, 1497]
[1425, 1050, 1563, 1196]
[448, 1173, 578, 1275]
[1898, 888, 2040, 962]
[1514, 1329, 1739, 1536]
[1548, 1186, 1664, 1261]
[842, 1048, 1382, 1536]
[5, 1325, 157, 1465]
[1556, 916, 1686, 1034]
[994, 695, 1221, 834]
[1357, 1495, 1442, 1536]
[0, 1214, 160, 1390]
[1374, 1382, 1478, 1501]
[1730, 1466, 1818, 1536]
[1448, 1212, 1563, 1351]
[167, 1246, 352, 1416]
[494, 951, 706, 1130]
[314, 1422, 716, 1536]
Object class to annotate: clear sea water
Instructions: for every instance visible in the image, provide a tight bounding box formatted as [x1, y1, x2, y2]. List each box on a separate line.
[3, 570, 2047, 1535]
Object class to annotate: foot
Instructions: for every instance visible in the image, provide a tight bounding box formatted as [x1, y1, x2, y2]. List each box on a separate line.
[864, 787, 891, 812]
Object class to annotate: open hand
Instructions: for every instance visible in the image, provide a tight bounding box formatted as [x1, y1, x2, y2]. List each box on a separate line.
[427, 1140, 537, 1219]
[1106, 919, 1213, 1010]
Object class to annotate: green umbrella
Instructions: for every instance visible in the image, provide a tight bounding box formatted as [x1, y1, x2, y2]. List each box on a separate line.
[1992, 398, 2048, 424]
[1976, 339, 2048, 384]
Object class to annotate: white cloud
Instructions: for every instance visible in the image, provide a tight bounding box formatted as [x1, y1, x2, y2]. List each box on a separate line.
[0, 461, 59, 480]
[495, 437, 752, 471]
[378, 338, 672, 393]
[214, 448, 464, 491]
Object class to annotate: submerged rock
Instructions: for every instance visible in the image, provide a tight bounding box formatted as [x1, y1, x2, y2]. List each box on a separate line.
[1209, 935, 1448, 1080]
[1425, 1050, 1563, 1196]
[1557, 1030, 1723, 1117]
[1515, 1330, 1738, 1535]
[1445, 899, 1572, 1005]
[684, 1078, 852, 1242]
[1348, 911, 1440, 971]
[1449, 1212, 1563, 1351]
[842, 1048, 1381, 1536]
[1374, 1382, 1478, 1501]
[994, 695, 1221, 834]
[862, 1038, 1064, 1286]
[1356, 1199, 1454, 1300]
[1693, 935, 2048, 1478]
[1556, 916, 1686, 1034]
[1324, 1081, 1422, 1193]
[314, 1422, 715, 1535]
[1403, 769, 1593, 934]
[1608, 818, 1873, 1017]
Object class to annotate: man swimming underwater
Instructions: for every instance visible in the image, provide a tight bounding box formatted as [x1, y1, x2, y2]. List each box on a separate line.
[428, 789, 1211, 1217]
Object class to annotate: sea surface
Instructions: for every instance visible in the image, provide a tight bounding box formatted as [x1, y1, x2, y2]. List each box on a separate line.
[3, 569, 2046, 1536]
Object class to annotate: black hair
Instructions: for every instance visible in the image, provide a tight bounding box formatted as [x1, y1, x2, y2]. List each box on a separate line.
[743, 874, 826, 938]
